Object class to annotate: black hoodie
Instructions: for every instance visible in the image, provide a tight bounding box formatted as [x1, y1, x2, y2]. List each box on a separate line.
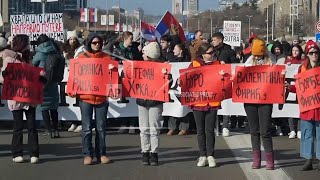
[213, 43, 238, 63]
[86, 33, 104, 54]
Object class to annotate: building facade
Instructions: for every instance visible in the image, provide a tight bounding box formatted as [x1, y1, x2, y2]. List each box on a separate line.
[258, 0, 320, 35]
[172, 0, 183, 15]
[8, 0, 86, 15]
[187, 0, 199, 15]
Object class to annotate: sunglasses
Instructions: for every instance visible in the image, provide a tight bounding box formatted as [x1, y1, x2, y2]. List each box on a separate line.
[91, 41, 101, 45]
[308, 51, 318, 56]
[205, 51, 213, 55]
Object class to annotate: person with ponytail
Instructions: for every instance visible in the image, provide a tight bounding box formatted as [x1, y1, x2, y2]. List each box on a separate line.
[0, 34, 45, 164]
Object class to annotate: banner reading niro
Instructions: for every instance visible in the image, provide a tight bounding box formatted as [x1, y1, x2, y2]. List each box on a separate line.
[233, 65, 286, 104]
[10, 13, 64, 42]
[122, 60, 172, 102]
[295, 66, 320, 112]
[1, 63, 44, 104]
[179, 64, 232, 105]
[66, 58, 119, 96]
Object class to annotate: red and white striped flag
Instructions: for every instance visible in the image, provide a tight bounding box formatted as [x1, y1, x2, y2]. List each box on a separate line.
[80, 8, 88, 22]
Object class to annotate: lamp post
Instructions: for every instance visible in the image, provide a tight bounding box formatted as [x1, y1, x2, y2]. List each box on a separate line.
[266, 7, 269, 43]
[118, 0, 121, 34]
[272, 0, 275, 40]
[246, 15, 253, 37]
[210, 9, 212, 37]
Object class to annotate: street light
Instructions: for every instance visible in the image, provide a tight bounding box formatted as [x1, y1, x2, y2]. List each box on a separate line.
[246, 15, 253, 37]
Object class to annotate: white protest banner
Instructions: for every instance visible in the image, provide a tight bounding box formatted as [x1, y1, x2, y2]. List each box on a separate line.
[101, 15, 107, 25]
[223, 21, 241, 47]
[0, 63, 302, 121]
[109, 15, 114, 25]
[10, 13, 64, 42]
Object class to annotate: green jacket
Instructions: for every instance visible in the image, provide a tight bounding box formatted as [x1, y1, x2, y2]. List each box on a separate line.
[32, 41, 59, 111]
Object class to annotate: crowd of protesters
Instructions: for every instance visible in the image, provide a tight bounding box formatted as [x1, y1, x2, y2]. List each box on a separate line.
[0, 29, 319, 172]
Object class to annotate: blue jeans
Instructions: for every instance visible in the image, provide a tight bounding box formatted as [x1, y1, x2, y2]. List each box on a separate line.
[300, 120, 320, 160]
[80, 100, 108, 157]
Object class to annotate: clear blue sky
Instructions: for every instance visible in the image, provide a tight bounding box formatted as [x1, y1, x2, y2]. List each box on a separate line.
[90, 0, 246, 15]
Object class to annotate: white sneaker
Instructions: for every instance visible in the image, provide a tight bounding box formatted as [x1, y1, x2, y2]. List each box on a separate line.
[68, 124, 76, 132]
[12, 156, 24, 163]
[222, 128, 230, 137]
[288, 131, 296, 139]
[197, 156, 208, 167]
[30, 157, 39, 164]
[92, 128, 96, 131]
[297, 131, 301, 139]
[207, 156, 216, 168]
[74, 125, 82, 133]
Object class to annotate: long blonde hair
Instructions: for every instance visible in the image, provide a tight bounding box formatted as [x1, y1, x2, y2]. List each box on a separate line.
[251, 52, 273, 66]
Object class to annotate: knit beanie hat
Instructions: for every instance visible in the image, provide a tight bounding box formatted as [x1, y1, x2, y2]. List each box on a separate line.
[248, 34, 257, 44]
[251, 38, 267, 56]
[305, 40, 319, 55]
[67, 30, 77, 40]
[143, 42, 160, 59]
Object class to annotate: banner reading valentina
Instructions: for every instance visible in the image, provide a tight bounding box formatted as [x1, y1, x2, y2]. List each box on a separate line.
[66, 58, 119, 97]
[179, 64, 232, 105]
[122, 60, 172, 102]
[1, 63, 44, 104]
[294, 66, 320, 112]
[232, 65, 286, 104]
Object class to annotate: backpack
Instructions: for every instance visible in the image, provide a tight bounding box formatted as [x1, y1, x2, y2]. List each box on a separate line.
[45, 52, 65, 83]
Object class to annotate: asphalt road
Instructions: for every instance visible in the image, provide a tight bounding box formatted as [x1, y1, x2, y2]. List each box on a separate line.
[0, 130, 319, 180]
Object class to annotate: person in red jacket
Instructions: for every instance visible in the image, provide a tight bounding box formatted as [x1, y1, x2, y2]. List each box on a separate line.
[68, 33, 112, 165]
[288, 40, 320, 171]
[284, 44, 305, 139]
[284, 44, 305, 65]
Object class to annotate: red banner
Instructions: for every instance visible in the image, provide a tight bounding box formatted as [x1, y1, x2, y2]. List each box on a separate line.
[294, 66, 320, 112]
[66, 57, 119, 97]
[1, 63, 44, 104]
[122, 60, 172, 102]
[179, 64, 232, 105]
[232, 65, 286, 104]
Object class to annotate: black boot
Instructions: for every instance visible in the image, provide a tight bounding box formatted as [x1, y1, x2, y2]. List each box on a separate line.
[150, 153, 159, 166]
[300, 159, 313, 171]
[142, 152, 150, 165]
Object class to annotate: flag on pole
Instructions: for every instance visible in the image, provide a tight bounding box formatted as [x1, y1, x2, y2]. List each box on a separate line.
[80, 8, 88, 22]
[89, 8, 98, 23]
[141, 21, 157, 42]
[155, 11, 186, 42]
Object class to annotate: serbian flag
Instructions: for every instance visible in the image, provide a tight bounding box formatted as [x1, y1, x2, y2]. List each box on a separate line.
[155, 11, 186, 42]
[141, 21, 157, 42]
[89, 8, 98, 23]
[80, 8, 88, 22]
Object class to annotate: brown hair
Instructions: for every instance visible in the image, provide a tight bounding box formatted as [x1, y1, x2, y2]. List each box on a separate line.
[121, 31, 133, 42]
[11, 34, 30, 63]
